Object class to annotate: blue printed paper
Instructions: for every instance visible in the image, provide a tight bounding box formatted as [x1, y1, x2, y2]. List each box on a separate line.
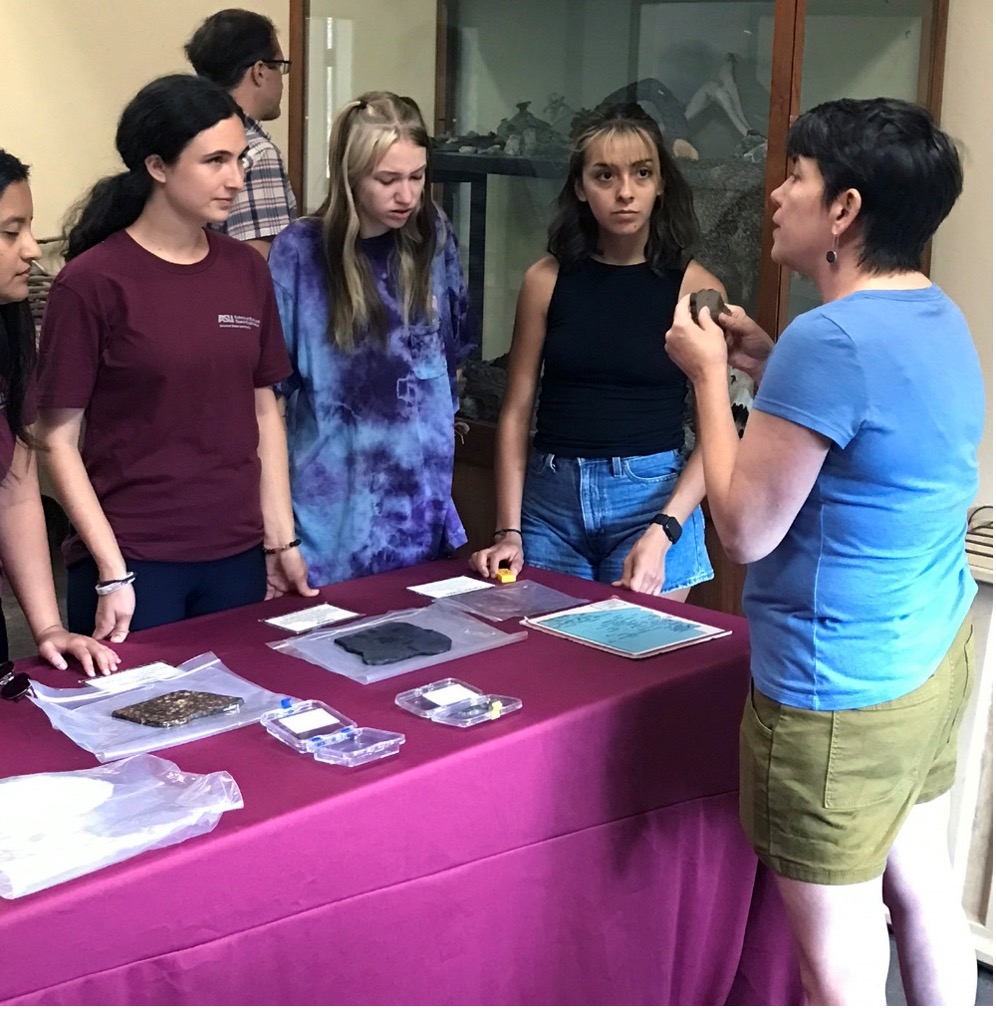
[524, 598, 731, 658]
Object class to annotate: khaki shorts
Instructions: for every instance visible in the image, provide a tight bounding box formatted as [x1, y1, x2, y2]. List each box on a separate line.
[740, 616, 975, 885]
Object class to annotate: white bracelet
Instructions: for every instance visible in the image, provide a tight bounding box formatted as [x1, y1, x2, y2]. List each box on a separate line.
[95, 572, 136, 597]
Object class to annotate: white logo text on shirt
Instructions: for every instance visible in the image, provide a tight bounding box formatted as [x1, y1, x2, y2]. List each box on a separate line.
[217, 313, 260, 330]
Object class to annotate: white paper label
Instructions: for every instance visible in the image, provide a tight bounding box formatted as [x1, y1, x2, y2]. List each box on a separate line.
[422, 683, 478, 706]
[407, 576, 493, 598]
[264, 604, 360, 632]
[84, 662, 185, 694]
[279, 708, 342, 735]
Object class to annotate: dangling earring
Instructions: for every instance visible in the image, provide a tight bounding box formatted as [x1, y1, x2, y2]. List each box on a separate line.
[825, 233, 839, 265]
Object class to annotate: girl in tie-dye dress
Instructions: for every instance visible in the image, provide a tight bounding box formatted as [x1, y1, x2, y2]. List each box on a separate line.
[269, 92, 475, 586]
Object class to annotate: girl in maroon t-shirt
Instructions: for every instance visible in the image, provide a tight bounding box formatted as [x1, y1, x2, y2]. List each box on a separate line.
[35, 76, 315, 641]
[0, 150, 117, 675]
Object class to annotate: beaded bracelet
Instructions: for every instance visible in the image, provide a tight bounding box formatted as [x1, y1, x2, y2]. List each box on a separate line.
[263, 538, 302, 556]
[493, 528, 522, 540]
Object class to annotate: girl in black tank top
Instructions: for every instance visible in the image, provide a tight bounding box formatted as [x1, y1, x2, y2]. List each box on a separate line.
[469, 104, 724, 601]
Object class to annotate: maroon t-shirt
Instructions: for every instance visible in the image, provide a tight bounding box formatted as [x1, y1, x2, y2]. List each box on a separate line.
[37, 229, 291, 565]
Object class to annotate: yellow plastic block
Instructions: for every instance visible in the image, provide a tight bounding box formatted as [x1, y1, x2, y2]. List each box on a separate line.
[496, 568, 516, 584]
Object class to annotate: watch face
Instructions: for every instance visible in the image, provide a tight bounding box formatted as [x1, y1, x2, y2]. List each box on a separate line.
[653, 514, 682, 544]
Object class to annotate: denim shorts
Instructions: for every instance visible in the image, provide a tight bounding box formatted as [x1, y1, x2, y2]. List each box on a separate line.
[520, 448, 713, 592]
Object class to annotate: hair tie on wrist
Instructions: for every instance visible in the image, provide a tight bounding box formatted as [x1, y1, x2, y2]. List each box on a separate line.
[95, 572, 136, 596]
[263, 538, 302, 555]
[493, 528, 522, 540]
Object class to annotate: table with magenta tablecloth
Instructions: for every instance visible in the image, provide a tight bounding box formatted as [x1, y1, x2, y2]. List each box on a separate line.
[0, 560, 802, 1005]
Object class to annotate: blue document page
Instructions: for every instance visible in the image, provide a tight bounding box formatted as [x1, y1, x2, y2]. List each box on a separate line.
[525, 598, 730, 658]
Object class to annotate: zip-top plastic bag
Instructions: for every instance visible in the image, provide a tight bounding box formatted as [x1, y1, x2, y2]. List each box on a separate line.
[0, 753, 242, 898]
[29, 652, 292, 762]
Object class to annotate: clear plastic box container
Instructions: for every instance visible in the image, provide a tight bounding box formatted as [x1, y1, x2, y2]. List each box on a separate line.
[394, 678, 522, 728]
[312, 727, 406, 767]
[394, 678, 487, 718]
[261, 699, 356, 753]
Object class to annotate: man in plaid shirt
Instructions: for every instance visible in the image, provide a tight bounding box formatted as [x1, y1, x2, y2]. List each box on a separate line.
[186, 9, 297, 259]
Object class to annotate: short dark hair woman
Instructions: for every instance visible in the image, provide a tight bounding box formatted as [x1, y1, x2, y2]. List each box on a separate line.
[665, 97, 983, 1005]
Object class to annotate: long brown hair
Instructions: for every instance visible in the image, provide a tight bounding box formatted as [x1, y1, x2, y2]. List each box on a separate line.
[548, 103, 698, 274]
[316, 91, 436, 351]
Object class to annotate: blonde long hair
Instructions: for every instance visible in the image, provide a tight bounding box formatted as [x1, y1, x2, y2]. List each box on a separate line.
[316, 91, 437, 351]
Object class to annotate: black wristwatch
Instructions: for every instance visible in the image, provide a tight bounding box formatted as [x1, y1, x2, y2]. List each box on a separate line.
[649, 513, 682, 545]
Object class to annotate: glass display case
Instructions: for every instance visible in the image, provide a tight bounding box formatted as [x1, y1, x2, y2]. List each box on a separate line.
[430, 0, 948, 368]
[435, 0, 778, 362]
[289, 0, 947, 358]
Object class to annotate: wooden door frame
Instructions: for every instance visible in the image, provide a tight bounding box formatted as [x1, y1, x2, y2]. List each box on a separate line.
[757, 0, 807, 341]
[287, 0, 307, 210]
[765, 0, 950, 338]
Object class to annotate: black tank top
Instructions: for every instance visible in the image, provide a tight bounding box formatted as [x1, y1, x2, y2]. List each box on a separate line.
[535, 258, 688, 456]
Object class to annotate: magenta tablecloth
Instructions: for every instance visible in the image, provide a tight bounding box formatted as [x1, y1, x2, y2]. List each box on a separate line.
[0, 560, 801, 1005]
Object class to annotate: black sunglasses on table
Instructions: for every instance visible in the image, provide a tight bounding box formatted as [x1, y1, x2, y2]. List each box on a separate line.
[0, 660, 32, 702]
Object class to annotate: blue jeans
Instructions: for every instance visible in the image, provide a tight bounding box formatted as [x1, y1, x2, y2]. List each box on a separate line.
[521, 448, 713, 592]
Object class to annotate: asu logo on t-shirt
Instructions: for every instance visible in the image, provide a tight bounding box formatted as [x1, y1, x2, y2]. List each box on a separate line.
[217, 313, 261, 330]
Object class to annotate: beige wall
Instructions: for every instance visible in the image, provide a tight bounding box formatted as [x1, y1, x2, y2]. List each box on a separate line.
[2, 0, 290, 240]
[302, 0, 437, 213]
[931, 0, 994, 508]
[307, 0, 436, 119]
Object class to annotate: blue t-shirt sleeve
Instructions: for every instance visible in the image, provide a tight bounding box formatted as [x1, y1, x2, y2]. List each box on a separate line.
[753, 310, 868, 449]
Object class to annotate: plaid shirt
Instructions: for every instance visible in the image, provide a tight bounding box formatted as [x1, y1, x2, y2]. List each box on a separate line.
[215, 116, 297, 242]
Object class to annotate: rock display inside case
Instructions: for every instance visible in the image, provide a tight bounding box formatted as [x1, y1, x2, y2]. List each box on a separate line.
[459, 355, 510, 423]
[682, 157, 766, 311]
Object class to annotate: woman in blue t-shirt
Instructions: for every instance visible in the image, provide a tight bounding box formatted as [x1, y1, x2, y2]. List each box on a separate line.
[666, 98, 983, 1006]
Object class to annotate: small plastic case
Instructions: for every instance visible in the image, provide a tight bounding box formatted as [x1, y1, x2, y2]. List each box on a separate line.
[429, 694, 522, 728]
[394, 678, 522, 728]
[394, 678, 487, 718]
[312, 727, 406, 767]
[261, 699, 356, 753]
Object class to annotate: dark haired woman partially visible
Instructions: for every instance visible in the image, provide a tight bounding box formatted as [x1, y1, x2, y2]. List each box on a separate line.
[470, 104, 722, 597]
[666, 98, 983, 1004]
[0, 150, 116, 674]
[35, 75, 315, 643]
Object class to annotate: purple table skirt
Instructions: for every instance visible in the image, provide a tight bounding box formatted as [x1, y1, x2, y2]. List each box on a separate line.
[0, 560, 801, 1005]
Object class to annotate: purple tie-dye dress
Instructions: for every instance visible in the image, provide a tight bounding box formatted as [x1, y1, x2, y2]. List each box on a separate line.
[269, 211, 475, 586]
